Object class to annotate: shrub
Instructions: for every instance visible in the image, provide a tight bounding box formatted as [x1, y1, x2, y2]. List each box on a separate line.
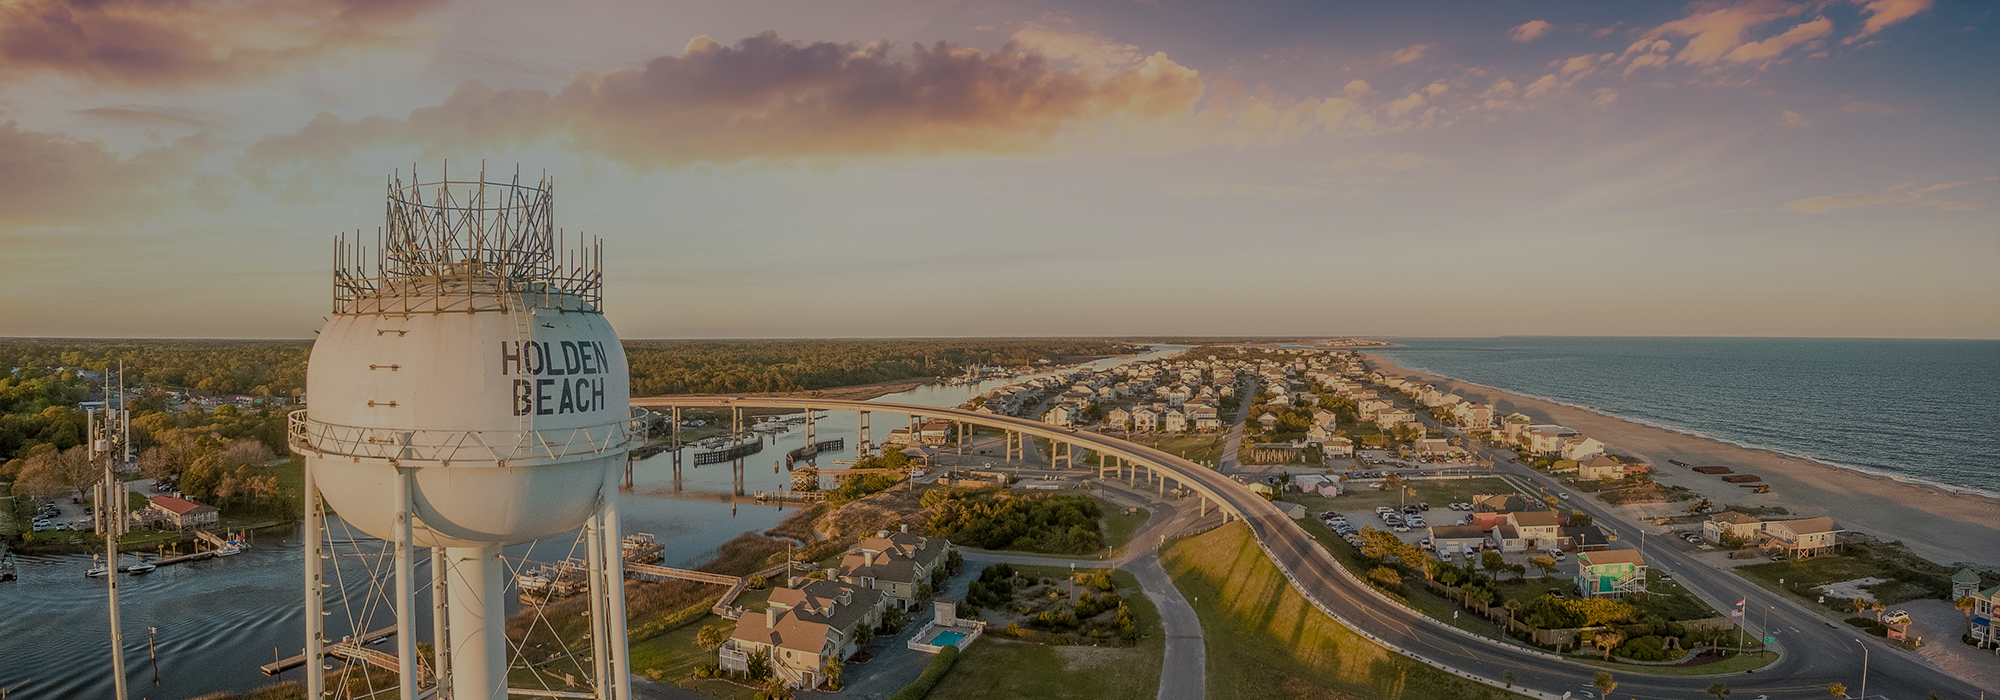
[887, 646, 959, 700]
[1616, 635, 1671, 662]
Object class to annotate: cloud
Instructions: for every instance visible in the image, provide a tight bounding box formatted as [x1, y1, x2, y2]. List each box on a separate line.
[0, 121, 217, 230]
[1784, 178, 1991, 213]
[1343, 79, 1376, 98]
[72, 105, 228, 129]
[1722, 16, 1834, 65]
[1008, 22, 1145, 71]
[1386, 43, 1431, 65]
[1621, 0, 1855, 72]
[1778, 109, 1812, 127]
[0, 0, 445, 88]
[1846, 0, 1933, 44]
[1386, 92, 1426, 118]
[246, 31, 1399, 175]
[1508, 20, 1555, 43]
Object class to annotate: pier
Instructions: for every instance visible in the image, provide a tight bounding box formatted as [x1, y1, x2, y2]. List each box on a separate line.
[260, 626, 404, 676]
[693, 440, 762, 465]
[784, 438, 845, 464]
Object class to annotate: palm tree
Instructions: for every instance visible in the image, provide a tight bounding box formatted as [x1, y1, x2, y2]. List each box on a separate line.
[1870, 602, 1887, 622]
[1593, 671, 1618, 697]
[1594, 632, 1624, 661]
[1707, 681, 1731, 700]
[1851, 598, 1870, 617]
[1465, 587, 1494, 617]
[1825, 682, 1847, 699]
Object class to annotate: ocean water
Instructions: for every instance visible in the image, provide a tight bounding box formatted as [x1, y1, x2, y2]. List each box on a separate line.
[1372, 337, 2000, 495]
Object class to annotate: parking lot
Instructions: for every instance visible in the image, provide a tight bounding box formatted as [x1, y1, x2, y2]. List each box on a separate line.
[26, 493, 93, 533]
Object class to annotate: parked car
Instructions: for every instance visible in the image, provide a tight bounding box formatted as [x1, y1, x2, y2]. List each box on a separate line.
[1552, 551, 1566, 561]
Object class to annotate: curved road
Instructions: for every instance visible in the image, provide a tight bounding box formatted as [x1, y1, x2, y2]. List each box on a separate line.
[632, 395, 1982, 699]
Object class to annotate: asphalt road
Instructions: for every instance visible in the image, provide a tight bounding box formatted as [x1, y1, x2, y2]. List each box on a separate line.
[632, 395, 1985, 700]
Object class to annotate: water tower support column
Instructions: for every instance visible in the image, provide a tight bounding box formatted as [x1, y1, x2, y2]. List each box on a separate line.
[600, 466, 633, 699]
[431, 547, 451, 699]
[394, 468, 419, 700]
[585, 518, 611, 696]
[303, 461, 325, 700]
[447, 545, 508, 700]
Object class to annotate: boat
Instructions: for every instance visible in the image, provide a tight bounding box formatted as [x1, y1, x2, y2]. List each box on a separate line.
[0, 552, 16, 582]
[126, 562, 156, 575]
[215, 545, 242, 556]
[85, 554, 109, 578]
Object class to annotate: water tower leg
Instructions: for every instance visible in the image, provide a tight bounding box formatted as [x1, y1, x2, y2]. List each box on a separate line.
[446, 545, 508, 700]
[600, 467, 632, 700]
[303, 461, 325, 700]
[585, 518, 611, 697]
[431, 547, 451, 699]
[394, 470, 418, 700]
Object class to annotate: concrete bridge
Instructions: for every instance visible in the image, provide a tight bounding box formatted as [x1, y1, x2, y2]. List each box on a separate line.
[629, 396, 1254, 522]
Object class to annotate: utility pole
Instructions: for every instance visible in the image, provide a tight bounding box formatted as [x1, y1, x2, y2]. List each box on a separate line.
[1853, 638, 1869, 700]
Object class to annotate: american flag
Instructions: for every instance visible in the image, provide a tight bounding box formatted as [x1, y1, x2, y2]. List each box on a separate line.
[1731, 598, 1746, 617]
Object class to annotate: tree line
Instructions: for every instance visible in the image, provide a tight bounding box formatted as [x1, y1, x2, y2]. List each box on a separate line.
[0, 338, 1133, 466]
[623, 339, 1133, 395]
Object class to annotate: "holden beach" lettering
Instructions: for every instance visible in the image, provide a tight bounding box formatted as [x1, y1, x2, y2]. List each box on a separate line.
[501, 340, 613, 416]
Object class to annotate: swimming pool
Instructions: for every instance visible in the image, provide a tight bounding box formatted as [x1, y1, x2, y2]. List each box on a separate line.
[930, 630, 967, 647]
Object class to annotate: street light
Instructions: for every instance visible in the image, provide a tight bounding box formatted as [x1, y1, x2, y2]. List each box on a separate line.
[1852, 638, 1869, 700]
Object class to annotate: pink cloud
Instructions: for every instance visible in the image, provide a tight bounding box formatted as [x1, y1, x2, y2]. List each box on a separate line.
[0, 0, 446, 88]
[1845, 0, 1933, 44]
[1386, 43, 1431, 66]
[1508, 20, 1555, 43]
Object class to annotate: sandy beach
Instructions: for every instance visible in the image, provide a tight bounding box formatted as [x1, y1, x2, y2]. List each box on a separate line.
[1364, 353, 2000, 567]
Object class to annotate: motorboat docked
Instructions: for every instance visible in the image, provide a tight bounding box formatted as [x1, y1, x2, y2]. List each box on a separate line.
[0, 551, 16, 582]
[85, 554, 109, 578]
[126, 561, 156, 575]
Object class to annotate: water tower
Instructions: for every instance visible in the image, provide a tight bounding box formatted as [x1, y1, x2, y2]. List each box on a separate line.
[289, 168, 644, 700]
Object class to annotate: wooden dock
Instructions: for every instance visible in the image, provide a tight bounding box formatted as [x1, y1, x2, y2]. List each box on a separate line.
[260, 626, 406, 676]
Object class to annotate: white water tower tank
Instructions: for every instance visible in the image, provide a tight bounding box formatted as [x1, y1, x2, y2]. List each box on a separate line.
[291, 170, 640, 700]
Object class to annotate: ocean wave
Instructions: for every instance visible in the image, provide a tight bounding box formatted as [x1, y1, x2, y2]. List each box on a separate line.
[1375, 354, 2000, 501]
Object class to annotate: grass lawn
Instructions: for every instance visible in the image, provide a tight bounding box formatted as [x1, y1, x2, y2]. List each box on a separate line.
[928, 638, 1158, 700]
[930, 564, 1164, 700]
[1293, 516, 1514, 641]
[1630, 571, 1721, 621]
[1285, 476, 1523, 516]
[1100, 503, 1150, 554]
[1162, 522, 1529, 700]
[1151, 435, 1225, 465]
[1735, 552, 1938, 610]
[628, 604, 759, 700]
[1494, 576, 1580, 606]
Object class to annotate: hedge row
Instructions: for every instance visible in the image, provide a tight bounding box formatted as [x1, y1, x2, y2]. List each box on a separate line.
[887, 645, 959, 700]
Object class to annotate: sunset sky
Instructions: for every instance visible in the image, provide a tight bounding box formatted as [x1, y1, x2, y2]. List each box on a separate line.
[1, 0, 1994, 339]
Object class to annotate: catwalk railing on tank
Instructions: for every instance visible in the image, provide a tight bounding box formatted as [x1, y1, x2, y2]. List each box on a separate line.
[288, 407, 648, 467]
